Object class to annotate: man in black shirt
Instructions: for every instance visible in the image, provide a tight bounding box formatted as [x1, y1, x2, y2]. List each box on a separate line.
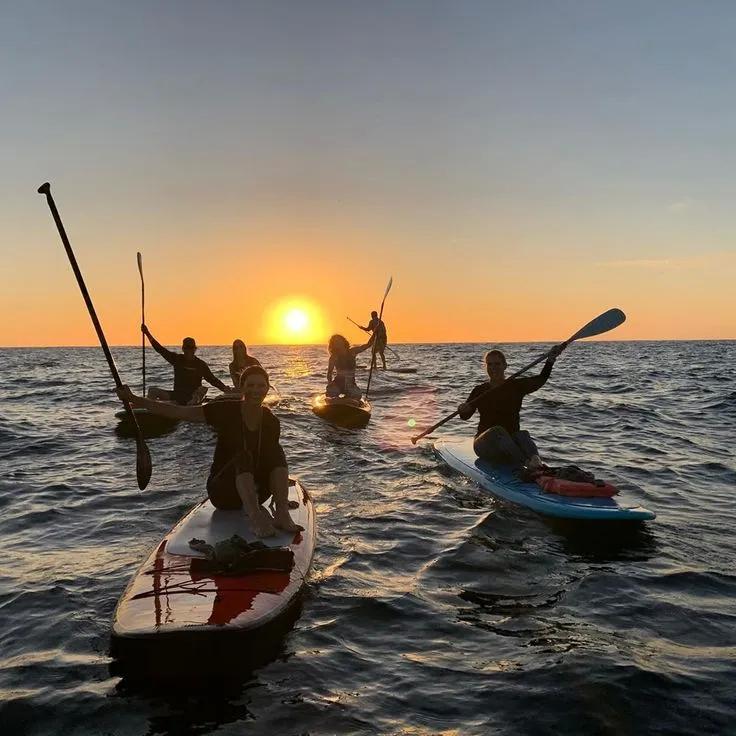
[458, 344, 564, 470]
[143, 324, 230, 404]
[359, 310, 388, 369]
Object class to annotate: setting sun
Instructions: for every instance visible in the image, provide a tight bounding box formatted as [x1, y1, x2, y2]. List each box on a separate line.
[266, 298, 326, 344]
[285, 308, 308, 333]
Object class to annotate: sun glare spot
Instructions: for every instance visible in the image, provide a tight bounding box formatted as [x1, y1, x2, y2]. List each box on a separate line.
[266, 298, 326, 344]
[285, 308, 308, 333]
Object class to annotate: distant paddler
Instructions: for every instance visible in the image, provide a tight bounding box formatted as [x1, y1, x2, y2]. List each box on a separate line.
[326, 334, 372, 398]
[229, 339, 262, 388]
[117, 365, 302, 538]
[142, 324, 230, 404]
[458, 345, 565, 471]
[357, 310, 388, 369]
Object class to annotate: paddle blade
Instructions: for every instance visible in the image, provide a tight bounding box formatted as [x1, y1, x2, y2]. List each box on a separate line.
[384, 276, 393, 299]
[136, 251, 143, 276]
[135, 437, 152, 490]
[567, 308, 626, 343]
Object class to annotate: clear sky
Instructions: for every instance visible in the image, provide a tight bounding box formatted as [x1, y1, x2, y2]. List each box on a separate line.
[2, 1, 735, 346]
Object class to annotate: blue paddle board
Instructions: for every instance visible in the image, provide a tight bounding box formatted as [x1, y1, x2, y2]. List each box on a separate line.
[434, 438, 655, 522]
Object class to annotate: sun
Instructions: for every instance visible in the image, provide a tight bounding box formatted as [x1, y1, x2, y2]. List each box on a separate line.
[266, 298, 326, 344]
[285, 308, 308, 333]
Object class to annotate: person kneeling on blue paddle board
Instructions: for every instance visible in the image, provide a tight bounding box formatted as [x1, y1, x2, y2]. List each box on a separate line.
[457, 345, 565, 472]
[117, 365, 302, 538]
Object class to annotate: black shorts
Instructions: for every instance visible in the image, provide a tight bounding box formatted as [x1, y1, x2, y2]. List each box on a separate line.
[206, 446, 287, 510]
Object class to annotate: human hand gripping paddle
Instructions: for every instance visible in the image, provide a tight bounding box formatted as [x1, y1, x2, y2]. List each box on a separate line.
[365, 276, 393, 400]
[38, 183, 152, 490]
[410, 308, 627, 445]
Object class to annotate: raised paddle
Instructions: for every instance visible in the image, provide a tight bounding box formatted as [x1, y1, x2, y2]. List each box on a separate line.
[365, 276, 393, 400]
[410, 308, 626, 445]
[137, 252, 146, 396]
[38, 183, 152, 490]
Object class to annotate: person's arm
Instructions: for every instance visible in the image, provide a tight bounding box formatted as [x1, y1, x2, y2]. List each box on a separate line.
[517, 344, 565, 395]
[327, 356, 335, 382]
[350, 341, 373, 356]
[142, 324, 177, 365]
[116, 385, 206, 422]
[202, 362, 230, 393]
[458, 386, 481, 420]
[229, 362, 240, 388]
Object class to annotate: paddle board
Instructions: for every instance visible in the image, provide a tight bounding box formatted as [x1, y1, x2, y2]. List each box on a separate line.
[115, 405, 177, 422]
[357, 366, 416, 374]
[312, 394, 372, 428]
[111, 478, 315, 641]
[434, 438, 655, 521]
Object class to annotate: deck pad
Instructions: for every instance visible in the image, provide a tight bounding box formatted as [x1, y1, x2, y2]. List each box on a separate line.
[167, 483, 306, 556]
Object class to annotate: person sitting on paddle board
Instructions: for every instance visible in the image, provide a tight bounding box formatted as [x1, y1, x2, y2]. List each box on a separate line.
[326, 334, 372, 399]
[458, 345, 565, 471]
[229, 339, 262, 388]
[359, 311, 388, 369]
[142, 324, 230, 404]
[117, 365, 302, 538]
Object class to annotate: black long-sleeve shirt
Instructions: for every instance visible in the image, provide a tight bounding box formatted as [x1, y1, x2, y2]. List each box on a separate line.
[147, 333, 229, 402]
[460, 359, 555, 436]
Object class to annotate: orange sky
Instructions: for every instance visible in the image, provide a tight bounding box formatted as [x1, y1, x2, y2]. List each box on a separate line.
[4, 208, 734, 346]
[3, 5, 736, 346]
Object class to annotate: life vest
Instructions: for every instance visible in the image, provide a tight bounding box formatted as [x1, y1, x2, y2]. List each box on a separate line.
[533, 465, 618, 498]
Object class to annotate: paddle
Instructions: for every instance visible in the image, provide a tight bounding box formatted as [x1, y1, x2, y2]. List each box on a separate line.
[38, 183, 152, 490]
[410, 308, 626, 445]
[365, 276, 393, 400]
[137, 252, 146, 396]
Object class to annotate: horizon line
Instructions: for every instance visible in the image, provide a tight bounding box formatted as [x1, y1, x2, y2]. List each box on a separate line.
[1, 337, 734, 349]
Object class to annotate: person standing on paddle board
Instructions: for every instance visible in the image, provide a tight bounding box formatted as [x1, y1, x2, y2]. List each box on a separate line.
[142, 324, 230, 404]
[117, 365, 302, 538]
[458, 345, 565, 471]
[326, 334, 372, 399]
[359, 311, 388, 369]
[229, 339, 262, 388]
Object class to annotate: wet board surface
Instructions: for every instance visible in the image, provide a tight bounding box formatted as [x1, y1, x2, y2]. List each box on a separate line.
[435, 438, 655, 522]
[112, 478, 315, 638]
[312, 394, 372, 428]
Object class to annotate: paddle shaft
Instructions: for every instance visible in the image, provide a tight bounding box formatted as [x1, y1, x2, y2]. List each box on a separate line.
[38, 183, 152, 489]
[348, 316, 399, 359]
[137, 253, 145, 395]
[410, 307, 626, 444]
[365, 278, 392, 400]
[410, 349, 556, 444]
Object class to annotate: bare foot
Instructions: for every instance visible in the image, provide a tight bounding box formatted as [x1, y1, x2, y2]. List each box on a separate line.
[250, 510, 276, 538]
[273, 509, 304, 533]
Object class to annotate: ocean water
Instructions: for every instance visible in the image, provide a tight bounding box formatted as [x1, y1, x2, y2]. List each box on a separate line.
[1, 341, 734, 736]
